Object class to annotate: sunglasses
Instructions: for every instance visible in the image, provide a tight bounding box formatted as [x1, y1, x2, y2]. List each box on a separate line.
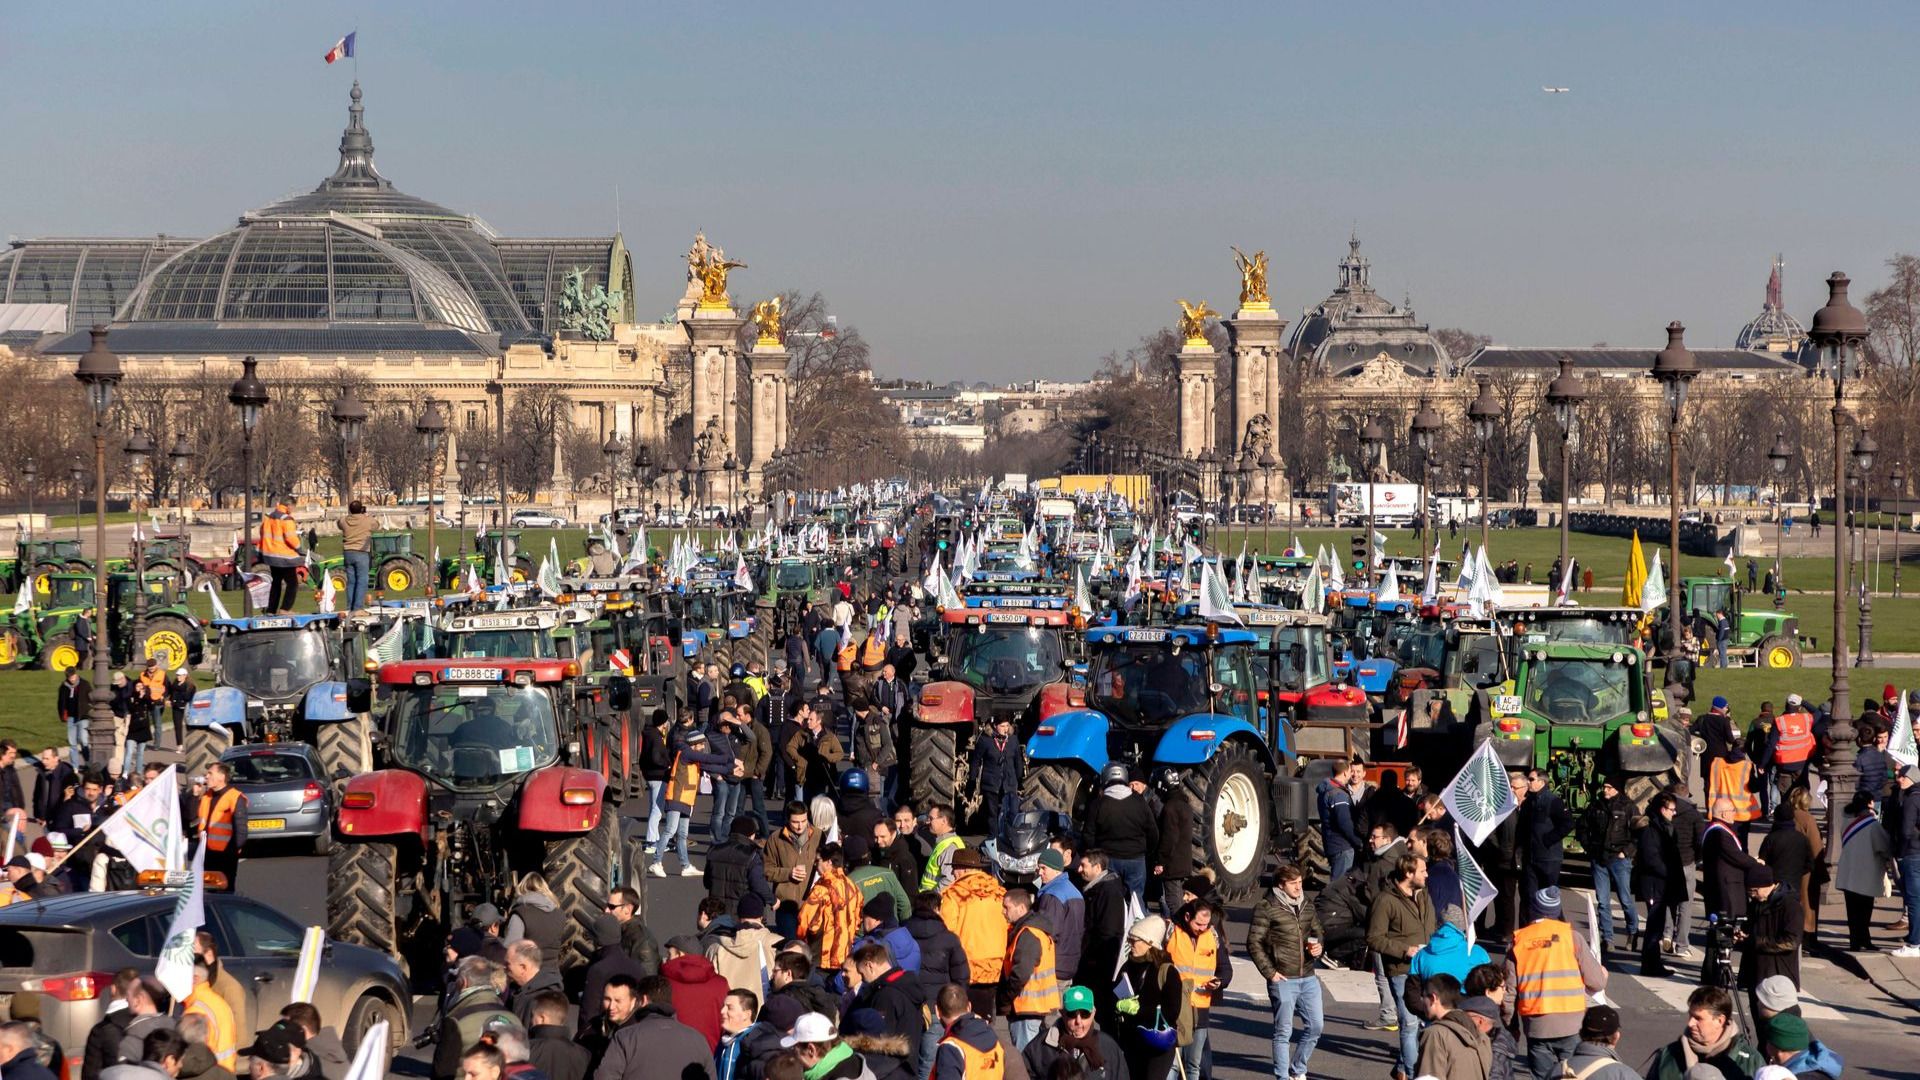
[1065, 1010, 1093, 1020]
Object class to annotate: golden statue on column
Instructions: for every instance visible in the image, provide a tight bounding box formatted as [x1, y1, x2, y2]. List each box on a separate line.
[688, 232, 746, 310]
[751, 296, 784, 345]
[1232, 246, 1270, 310]
[1177, 299, 1217, 346]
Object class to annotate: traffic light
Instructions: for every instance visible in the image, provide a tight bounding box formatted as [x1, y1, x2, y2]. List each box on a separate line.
[1349, 534, 1367, 569]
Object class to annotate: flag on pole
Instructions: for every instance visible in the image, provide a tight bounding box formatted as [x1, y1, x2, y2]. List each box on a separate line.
[537, 554, 562, 598]
[339, 1019, 390, 1080]
[1890, 689, 1918, 768]
[921, 554, 945, 599]
[1421, 539, 1441, 605]
[365, 620, 406, 666]
[1377, 563, 1401, 604]
[1558, 556, 1575, 605]
[10, 578, 29, 616]
[290, 926, 326, 1004]
[1302, 562, 1326, 614]
[1582, 889, 1611, 1005]
[324, 32, 356, 64]
[101, 765, 185, 874]
[1199, 560, 1242, 625]
[1454, 826, 1494, 946]
[1073, 566, 1094, 618]
[733, 554, 753, 594]
[1641, 549, 1666, 616]
[1622, 531, 1648, 607]
[155, 839, 206, 1003]
[1290, 534, 1305, 558]
[316, 568, 337, 614]
[1441, 738, 1518, 846]
[196, 579, 232, 622]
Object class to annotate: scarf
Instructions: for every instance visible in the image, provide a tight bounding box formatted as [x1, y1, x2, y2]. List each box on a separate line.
[1681, 1023, 1737, 1069]
[1055, 1023, 1107, 1069]
[802, 1040, 856, 1080]
[1273, 888, 1305, 915]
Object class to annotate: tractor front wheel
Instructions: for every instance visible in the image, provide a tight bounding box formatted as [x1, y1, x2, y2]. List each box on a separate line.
[37, 632, 81, 674]
[1757, 635, 1801, 670]
[0, 627, 27, 671]
[907, 724, 962, 816]
[1018, 763, 1085, 819]
[183, 724, 233, 781]
[1180, 743, 1271, 900]
[327, 839, 402, 963]
[379, 559, 417, 595]
[542, 802, 619, 970]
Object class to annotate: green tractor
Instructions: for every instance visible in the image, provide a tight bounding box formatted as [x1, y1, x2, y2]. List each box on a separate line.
[319, 531, 434, 598]
[763, 556, 828, 640]
[437, 531, 535, 590]
[1673, 576, 1803, 669]
[2, 538, 93, 595]
[1474, 639, 1695, 812]
[0, 571, 204, 672]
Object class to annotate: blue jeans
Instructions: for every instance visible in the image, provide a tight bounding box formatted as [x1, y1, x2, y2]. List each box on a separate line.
[645, 780, 665, 848]
[659, 808, 693, 868]
[66, 719, 87, 769]
[1269, 975, 1324, 1078]
[1388, 973, 1417, 1074]
[1112, 856, 1148, 908]
[1901, 856, 1920, 946]
[916, 1023, 940, 1080]
[1328, 847, 1355, 883]
[1179, 1017, 1209, 1080]
[710, 780, 742, 843]
[123, 740, 146, 779]
[1526, 1033, 1579, 1080]
[1007, 1017, 1040, 1051]
[343, 550, 371, 611]
[1592, 854, 1639, 941]
[745, 778, 771, 835]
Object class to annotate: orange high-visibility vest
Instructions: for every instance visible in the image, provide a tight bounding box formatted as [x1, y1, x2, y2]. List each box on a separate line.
[1005, 923, 1062, 1016]
[1708, 758, 1760, 822]
[836, 636, 858, 672]
[258, 511, 300, 560]
[1168, 925, 1221, 1010]
[1774, 711, 1815, 764]
[185, 984, 237, 1069]
[1512, 919, 1586, 1017]
[664, 753, 702, 810]
[939, 1031, 1005, 1080]
[859, 633, 887, 669]
[198, 788, 244, 852]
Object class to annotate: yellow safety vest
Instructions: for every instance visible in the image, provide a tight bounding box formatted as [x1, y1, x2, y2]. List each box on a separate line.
[1512, 920, 1586, 1017]
[1167, 926, 1221, 1010]
[1005, 923, 1062, 1016]
[922, 833, 967, 892]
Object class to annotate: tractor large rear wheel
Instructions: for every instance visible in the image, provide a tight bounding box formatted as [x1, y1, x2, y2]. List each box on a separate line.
[1297, 823, 1330, 889]
[327, 839, 401, 963]
[907, 724, 963, 816]
[1018, 763, 1085, 819]
[136, 616, 195, 672]
[542, 803, 620, 970]
[1757, 635, 1800, 670]
[183, 724, 232, 781]
[316, 715, 373, 798]
[37, 632, 81, 674]
[1180, 743, 1271, 900]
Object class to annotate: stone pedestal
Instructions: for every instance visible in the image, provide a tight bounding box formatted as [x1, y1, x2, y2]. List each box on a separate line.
[684, 308, 745, 458]
[746, 342, 790, 496]
[1175, 342, 1220, 459]
[1225, 306, 1287, 452]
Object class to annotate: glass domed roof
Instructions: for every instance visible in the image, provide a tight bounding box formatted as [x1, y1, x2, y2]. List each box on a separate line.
[117, 82, 528, 335]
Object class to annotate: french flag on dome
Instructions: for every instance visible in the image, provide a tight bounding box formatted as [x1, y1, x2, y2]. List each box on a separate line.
[324, 31, 356, 64]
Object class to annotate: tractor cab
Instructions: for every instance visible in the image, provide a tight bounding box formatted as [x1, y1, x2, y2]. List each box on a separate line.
[438, 608, 562, 660]
[1247, 609, 1372, 767]
[933, 607, 1072, 712]
[188, 613, 371, 786]
[1498, 606, 1641, 646]
[1328, 595, 1410, 695]
[376, 659, 577, 797]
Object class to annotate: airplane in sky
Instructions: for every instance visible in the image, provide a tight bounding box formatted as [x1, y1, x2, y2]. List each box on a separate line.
[1542, 86, 1570, 93]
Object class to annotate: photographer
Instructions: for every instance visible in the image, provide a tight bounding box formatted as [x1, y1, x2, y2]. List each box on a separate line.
[1736, 865, 1801, 1018]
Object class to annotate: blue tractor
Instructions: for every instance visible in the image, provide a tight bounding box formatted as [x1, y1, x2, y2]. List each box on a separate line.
[1330, 594, 1413, 697]
[1018, 624, 1299, 897]
[184, 613, 373, 800]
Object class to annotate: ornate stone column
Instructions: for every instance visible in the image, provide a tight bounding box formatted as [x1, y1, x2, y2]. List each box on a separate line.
[1225, 304, 1288, 504]
[747, 339, 789, 495]
[683, 307, 744, 460]
[1176, 340, 1219, 460]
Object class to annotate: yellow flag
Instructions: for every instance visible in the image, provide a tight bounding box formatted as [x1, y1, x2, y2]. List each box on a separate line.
[1622, 530, 1647, 608]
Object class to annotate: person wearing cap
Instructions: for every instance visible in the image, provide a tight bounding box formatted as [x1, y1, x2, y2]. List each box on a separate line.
[781, 1012, 866, 1080]
[1736, 864, 1802, 1009]
[854, 892, 921, 973]
[1576, 776, 1640, 957]
[238, 1021, 308, 1080]
[1639, 985, 1763, 1080]
[431, 957, 514, 1080]
[931, 985, 1004, 1080]
[1694, 697, 1742, 768]
[1893, 764, 1920, 957]
[997, 885, 1061, 1052]
[940, 848, 1008, 1020]
[1020, 985, 1124, 1080]
[4, 854, 64, 901]
[847, 942, 925, 1063]
[595, 974, 716, 1080]
[798, 843, 866, 971]
[1248, 862, 1326, 1080]
[1503, 887, 1606, 1080]
[1558, 1005, 1640, 1080]
[657, 724, 733, 879]
[663, 933, 730, 1054]
[709, 893, 779, 1001]
[1758, 1013, 1843, 1080]
[1770, 695, 1817, 789]
[1033, 847, 1084, 982]
[1114, 915, 1188, 1080]
[581, 914, 648, 1032]
[1751, 974, 1801, 1024]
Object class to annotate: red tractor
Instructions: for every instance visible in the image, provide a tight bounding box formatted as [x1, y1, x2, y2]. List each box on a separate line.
[326, 659, 646, 981]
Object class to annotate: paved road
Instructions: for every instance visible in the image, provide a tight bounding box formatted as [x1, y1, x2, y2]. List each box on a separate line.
[231, 798, 1920, 1080]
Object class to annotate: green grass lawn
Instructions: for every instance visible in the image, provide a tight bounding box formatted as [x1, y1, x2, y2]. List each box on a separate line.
[0, 670, 67, 750]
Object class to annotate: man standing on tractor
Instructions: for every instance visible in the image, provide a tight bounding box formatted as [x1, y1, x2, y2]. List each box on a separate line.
[338, 500, 373, 615]
[258, 499, 304, 614]
[968, 717, 1023, 840]
[196, 761, 246, 892]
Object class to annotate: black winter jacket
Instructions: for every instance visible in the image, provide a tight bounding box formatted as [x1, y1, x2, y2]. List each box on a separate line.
[1085, 789, 1158, 860]
[1155, 794, 1194, 877]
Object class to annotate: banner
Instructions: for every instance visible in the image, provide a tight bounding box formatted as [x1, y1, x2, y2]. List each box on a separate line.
[100, 764, 185, 874]
[290, 926, 326, 1003]
[155, 839, 206, 1003]
[1454, 826, 1494, 947]
[340, 1020, 389, 1080]
[1199, 560, 1242, 625]
[1440, 739, 1517, 846]
[1891, 689, 1918, 768]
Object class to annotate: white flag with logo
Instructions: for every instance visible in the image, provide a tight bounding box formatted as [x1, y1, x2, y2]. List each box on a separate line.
[1890, 689, 1918, 768]
[155, 838, 206, 1003]
[1422, 539, 1441, 605]
[1454, 826, 1494, 946]
[1303, 562, 1325, 614]
[10, 579, 29, 616]
[922, 553, 945, 598]
[101, 764, 184, 874]
[196, 579, 233, 622]
[1441, 738, 1517, 847]
[366, 619, 407, 666]
[733, 554, 753, 594]
[1198, 560, 1242, 625]
[1641, 549, 1667, 615]
[1377, 562, 1401, 604]
[339, 1019, 390, 1080]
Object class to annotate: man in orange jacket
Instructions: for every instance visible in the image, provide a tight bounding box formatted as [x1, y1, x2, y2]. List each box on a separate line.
[257, 500, 303, 613]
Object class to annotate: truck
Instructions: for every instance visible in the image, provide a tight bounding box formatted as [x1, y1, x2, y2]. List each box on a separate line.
[1327, 482, 1421, 528]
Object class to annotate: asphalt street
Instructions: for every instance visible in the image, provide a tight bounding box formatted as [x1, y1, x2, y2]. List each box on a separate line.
[228, 794, 1920, 1080]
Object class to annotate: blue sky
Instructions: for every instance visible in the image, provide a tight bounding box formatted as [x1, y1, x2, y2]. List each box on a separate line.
[4, 2, 1915, 378]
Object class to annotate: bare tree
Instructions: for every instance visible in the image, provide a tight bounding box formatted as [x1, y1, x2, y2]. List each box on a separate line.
[1433, 328, 1492, 366]
[500, 385, 574, 500]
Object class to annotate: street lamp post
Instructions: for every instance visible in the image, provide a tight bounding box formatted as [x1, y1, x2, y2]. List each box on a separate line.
[168, 435, 193, 528]
[1411, 397, 1443, 565]
[1768, 433, 1793, 610]
[72, 326, 124, 767]
[1469, 376, 1500, 549]
[1259, 448, 1278, 556]
[1809, 271, 1868, 877]
[227, 357, 269, 616]
[1892, 462, 1906, 599]
[724, 456, 739, 527]
[1853, 432, 1877, 667]
[1359, 418, 1386, 583]
[123, 428, 154, 654]
[1649, 322, 1698, 663]
[21, 460, 36, 544]
[417, 400, 448, 597]
[1545, 359, 1587, 591]
[329, 386, 368, 505]
[69, 465, 84, 544]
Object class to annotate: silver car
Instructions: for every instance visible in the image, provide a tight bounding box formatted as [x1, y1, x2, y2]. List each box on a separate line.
[0, 887, 409, 1075]
[220, 744, 334, 856]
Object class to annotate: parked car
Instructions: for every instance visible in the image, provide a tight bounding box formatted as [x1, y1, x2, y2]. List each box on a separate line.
[220, 743, 334, 855]
[510, 509, 568, 528]
[654, 509, 690, 527]
[599, 507, 648, 527]
[0, 885, 410, 1076]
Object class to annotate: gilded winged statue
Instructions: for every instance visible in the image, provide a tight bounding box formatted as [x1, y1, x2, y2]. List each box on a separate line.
[1232, 246, 1269, 307]
[1177, 299, 1217, 344]
[751, 296, 784, 344]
